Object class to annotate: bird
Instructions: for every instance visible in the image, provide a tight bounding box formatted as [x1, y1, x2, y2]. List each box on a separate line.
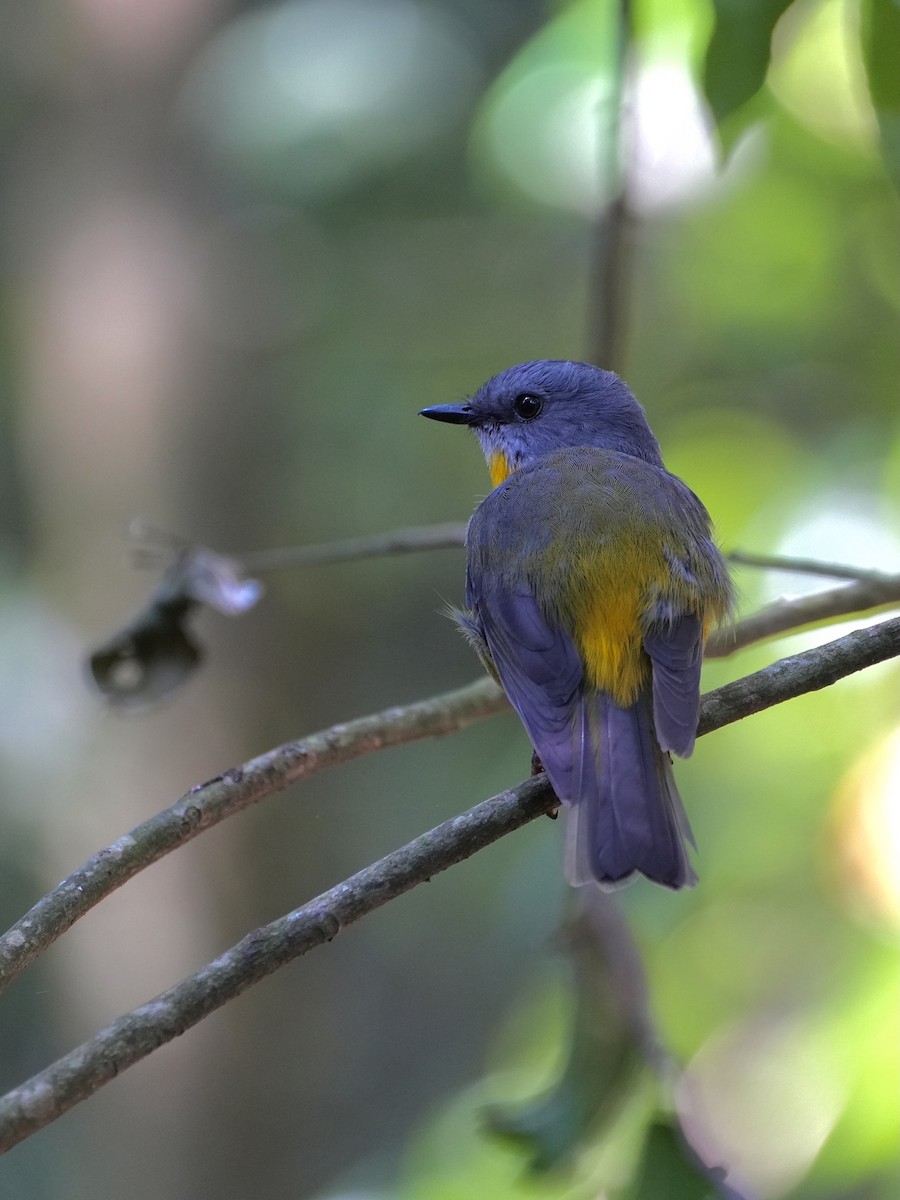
[420, 360, 733, 890]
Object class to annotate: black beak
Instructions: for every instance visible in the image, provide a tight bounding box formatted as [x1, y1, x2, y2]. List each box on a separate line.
[419, 403, 475, 426]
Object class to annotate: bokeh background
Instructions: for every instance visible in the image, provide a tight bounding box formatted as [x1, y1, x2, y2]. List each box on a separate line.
[0, 0, 897, 1196]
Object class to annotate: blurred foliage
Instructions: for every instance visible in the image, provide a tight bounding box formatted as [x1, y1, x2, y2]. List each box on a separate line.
[703, 0, 796, 136]
[89, 533, 263, 705]
[860, 0, 900, 186]
[0, 0, 897, 1199]
[484, 897, 653, 1176]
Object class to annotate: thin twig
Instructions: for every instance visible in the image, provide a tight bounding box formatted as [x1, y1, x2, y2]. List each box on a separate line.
[235, 523, 467, 573]
[729, 550, 895, 583]
[0, 677, 505, 994]
[127, 519, 467, 575]
[705, 572, 900, 657]
[131, 519, 895, 585]
[1, 615, 898, 1152]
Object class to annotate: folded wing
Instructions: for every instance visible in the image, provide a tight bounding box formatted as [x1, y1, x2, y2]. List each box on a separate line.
[644, 613, 704, 757]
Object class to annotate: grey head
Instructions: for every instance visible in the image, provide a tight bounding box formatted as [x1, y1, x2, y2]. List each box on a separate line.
[420, 360, 664, 475]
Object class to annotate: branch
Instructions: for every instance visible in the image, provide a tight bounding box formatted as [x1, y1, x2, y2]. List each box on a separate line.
[128, 518, 468, 574]
[130, 519, 900, 588]
[237, 522, 467, 572]
[588, 190, 635, 372]
[0, 677, 505, 994]
[705, 571, 900, 657]
[1, 615, 898, 1151]
[97, 519, 899, 705]
[8, 574, 900, 993]
[697, 615, 900, 734]
[586, 0, 634, 372]
[728, 550, 893, 583]
[91, 524, 471, 704]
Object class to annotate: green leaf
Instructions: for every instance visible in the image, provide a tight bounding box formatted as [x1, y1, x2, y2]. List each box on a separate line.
[628, 1119, 742, 1200]
[861, 0, 900, 110]
[702, 0, 795, 136]
[484, 989, 645, 1172]
[484, 897, 650, 1173]
[860, 0, 900, 187]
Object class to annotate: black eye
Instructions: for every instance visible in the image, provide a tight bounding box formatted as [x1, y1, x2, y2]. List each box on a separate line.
[513, 393, 543, 421]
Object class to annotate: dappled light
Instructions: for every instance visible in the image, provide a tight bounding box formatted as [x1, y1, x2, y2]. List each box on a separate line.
[832, 726, 900, 927]
[180, 0, 482, 198]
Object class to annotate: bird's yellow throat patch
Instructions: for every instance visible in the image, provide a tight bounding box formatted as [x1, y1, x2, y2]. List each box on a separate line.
[488, 452, 514, 488]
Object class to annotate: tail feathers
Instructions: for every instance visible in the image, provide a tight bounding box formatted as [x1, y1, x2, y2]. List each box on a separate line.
[563, 691, 696, 891]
